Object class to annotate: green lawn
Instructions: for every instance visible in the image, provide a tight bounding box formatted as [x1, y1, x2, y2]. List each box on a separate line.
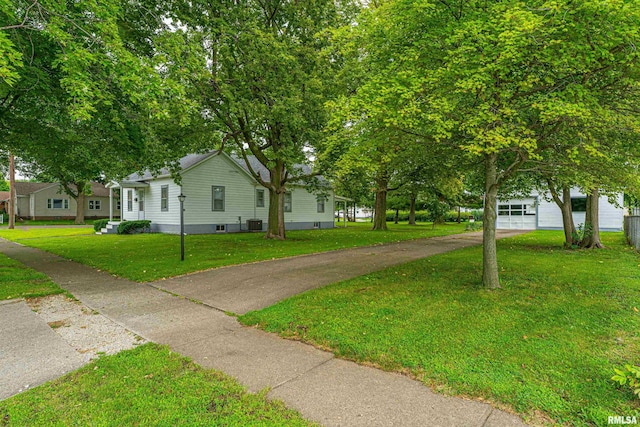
[0, 343, 314, 426]
[0, 221, 468, 282]
[0, 253, 65, 300]
[239, 231, 640, 426]
[0, 219, 97, 227]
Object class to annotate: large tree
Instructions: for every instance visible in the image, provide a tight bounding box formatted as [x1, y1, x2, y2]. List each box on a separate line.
[1, 1, 169, 203]
[335, 0, 640, 288]
[150, 0, 355, 239]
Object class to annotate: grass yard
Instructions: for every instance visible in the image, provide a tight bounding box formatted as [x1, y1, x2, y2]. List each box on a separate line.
[239, 231, 640, 426]
[0, 343, 314, 426]
[0, 221, 468, 282]
[0, 253, 65, 300]
[0, 219, 97, 227]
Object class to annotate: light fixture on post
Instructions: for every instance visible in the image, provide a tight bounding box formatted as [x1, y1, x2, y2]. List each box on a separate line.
[178, 193, 186, 261]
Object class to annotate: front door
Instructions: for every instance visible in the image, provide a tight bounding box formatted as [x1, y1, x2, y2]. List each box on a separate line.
[137, 189, 145, 220]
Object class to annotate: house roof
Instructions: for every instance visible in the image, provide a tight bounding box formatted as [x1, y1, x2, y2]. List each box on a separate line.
[232, 155, 317, 183]
[0, 191, 9, 202]
[14, 182, 57, 196]
[125, 151, 325, 185]
[12, 182, 112, 197]
[127, 151, 219, 181]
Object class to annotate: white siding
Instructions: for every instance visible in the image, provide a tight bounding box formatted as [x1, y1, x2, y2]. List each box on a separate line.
[181, 154, 259, 227]
[121, 188, 142, 221]
[498, 189, 624, 231]
[537, 190, 623, 231]
[123, 153, 336, 232]
[136, 178, 183, 225]
[284, 186, 335, 225]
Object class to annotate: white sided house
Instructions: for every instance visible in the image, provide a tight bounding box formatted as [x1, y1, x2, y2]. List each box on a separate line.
[496, 189, 624, 231]
[116, 152, 335, 234]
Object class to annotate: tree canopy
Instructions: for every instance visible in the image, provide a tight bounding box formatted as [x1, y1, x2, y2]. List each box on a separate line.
[326, 0, 640, 287]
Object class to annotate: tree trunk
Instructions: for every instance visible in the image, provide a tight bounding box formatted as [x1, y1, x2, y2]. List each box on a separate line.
[547, 182, 578, 248]
[394, 209, 399, 224]
[8, 153, 15, 229]
[263, 160, 287, 240]
[580, 188, 603, 248]
[457, 206, 461, 223]
[73, 181, 87, 225]
[482, 153, 500, 289]
[372, 177, 388, 231]
[75, 193, 86, 224]
[70, 181, 87, 225]
[265, 187, 286, 240]
[408, 195, 416, 225]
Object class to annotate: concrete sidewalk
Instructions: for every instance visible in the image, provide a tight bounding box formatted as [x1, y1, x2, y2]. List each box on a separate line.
[0, 299, 85, 400]
[0, 233, 528, 426]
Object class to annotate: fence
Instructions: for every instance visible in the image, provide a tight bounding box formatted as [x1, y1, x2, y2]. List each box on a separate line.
[624, 216, 640, 250]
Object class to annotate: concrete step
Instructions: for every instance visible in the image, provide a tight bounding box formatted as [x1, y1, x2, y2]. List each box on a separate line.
[98, 221, 121, 235]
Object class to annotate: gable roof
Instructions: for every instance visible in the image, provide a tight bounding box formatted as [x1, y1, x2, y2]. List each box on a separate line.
[0, 191, 9, 202]
[127, 151, 219, 181]
[230, 155, 317, 183]
[12, 182, 112, 197]
[126, 151, 324, 185]
[14, 182, 57, 196]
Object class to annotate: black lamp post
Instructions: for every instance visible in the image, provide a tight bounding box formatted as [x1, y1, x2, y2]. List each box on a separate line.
[178, 193, 186, 261]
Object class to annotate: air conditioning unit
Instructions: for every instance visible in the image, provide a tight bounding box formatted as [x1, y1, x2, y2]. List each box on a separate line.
[246, 219, 263, 231]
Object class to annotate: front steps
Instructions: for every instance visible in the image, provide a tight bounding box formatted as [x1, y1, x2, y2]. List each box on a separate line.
[95, 221, 120, 235]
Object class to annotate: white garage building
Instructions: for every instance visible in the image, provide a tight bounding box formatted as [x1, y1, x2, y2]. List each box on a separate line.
[496, 189, 624, 231]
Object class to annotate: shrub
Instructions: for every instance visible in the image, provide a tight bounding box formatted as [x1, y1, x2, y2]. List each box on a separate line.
[465, 221, 482, 231]
[117, 220, 151, 235]
[93, 219, 110, 232]
[612, 364, 640, 399]
[385, 211, 433, 223]
[470, 209, 484, 222]
[444, 210, 461, 222]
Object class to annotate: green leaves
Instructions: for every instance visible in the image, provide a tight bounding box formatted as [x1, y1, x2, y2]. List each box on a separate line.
[612, 364, 640, 399]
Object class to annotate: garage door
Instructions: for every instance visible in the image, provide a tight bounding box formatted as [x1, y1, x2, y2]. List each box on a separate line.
[496, 198, 537, 230]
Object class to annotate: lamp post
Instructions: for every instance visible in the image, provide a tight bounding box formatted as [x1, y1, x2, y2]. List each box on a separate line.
[178, 193, 186, 261]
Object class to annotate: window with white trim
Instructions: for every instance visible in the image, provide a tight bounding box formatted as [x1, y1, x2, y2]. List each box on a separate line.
[127, 189, 133, 211]
[256, 189, 265, 207]
[498, 203, 536, 216]
[212, 186, 225, 211]
[317, 197, 325, 213]
[284, 192, 292, 213]
[88, 200, 101, 210]
[47, 198, 69, 209]
[160, 185, 169, 211]
[215, 224, 226, 232]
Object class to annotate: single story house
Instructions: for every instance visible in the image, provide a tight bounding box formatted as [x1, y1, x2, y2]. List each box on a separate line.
[115, 151, 336, 234]
[496, 189, 624, 231]
[0, 191, 9, 214]
[3, 182, 120, 220]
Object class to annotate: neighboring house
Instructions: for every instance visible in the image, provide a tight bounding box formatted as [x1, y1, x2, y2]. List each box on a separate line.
[5, 182, 120, 220]
[496, 189, 623, 231]
[115, 151, 335, 234]
[0, 191, 9, 214]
